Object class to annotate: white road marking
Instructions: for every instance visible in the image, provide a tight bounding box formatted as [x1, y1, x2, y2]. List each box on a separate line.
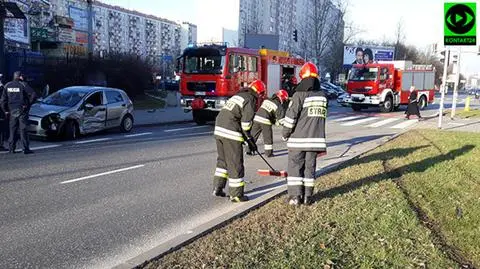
[164, 126, 210, 132]
[368, 118, 401, 128]
[391, 119, 419, 129]
[246, 184, 285, 197]
[341, 117, 378, 126]
[333, 115, 363, 122]
[60, 164, 145, 184]
[0, 144, 61, 154]
[75, 138, 111, 144]
[125, 132, 153, 138]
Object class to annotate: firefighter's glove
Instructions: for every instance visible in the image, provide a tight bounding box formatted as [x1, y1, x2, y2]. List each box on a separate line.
[246, 137, 258, 153]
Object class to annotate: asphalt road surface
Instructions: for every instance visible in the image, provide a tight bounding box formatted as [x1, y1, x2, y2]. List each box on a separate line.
[0, 96, 468, 269]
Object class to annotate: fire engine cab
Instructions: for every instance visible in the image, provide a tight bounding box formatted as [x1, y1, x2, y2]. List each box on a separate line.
[344, 61, 436, 113]
[178, 43, 305, 124]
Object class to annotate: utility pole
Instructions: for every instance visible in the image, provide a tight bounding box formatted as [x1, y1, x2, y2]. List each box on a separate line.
[87, 0, 93, 59]
[0, 1, 6, 76]
[451, 47, 461, 119]
[438, 48, 449, 129]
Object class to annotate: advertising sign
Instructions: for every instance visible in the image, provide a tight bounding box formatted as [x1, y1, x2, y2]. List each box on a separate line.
[343, 45, 395, 67]
[58, 28, 75, 43]
[4, 1, 30, 45]
[69, 6, 88, 31]
[75, 31, 88, 44]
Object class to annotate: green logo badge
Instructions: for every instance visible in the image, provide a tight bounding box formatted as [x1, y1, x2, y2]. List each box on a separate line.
[444, 2, 477, 45]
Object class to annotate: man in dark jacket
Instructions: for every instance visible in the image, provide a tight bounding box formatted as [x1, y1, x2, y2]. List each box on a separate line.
[1, 71, 37, 154]
[405, 86, 422, 120]
[247, 89, 289, 157]
[282, 62, 327, 206]
[0, 74, 9, 151]
[213, 80, 266, 202]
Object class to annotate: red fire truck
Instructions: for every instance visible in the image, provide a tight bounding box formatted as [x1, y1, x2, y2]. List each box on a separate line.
[178, 44, 305, 124]
[344, 61, 436, 112]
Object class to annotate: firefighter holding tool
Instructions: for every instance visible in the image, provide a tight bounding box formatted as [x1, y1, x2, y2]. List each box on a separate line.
[212, 80, 266, 203]
[247, 89, 289, 157]
[282, 62, 327, 206]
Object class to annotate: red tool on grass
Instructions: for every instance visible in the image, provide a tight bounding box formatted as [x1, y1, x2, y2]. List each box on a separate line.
[255, 150, 288, 177]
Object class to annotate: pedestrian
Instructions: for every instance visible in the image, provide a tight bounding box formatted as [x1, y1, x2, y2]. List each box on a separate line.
[0, 74, 9, 151]
[212, 80, 266, 202]
[405, 86, 422, 120]
[1, 71, 37, 154]
[247, 89, 289, 157]
[282, 62, 328, 206]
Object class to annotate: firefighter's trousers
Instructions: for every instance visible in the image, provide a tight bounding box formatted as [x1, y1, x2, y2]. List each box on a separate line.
[213, 138, 245, 198]
[287, 150, 317, 198]
[251, 121, 273, 154]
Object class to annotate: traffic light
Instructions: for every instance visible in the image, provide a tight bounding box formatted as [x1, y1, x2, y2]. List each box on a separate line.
[439, 49, 450, 67]
[293, 29, 298, 42]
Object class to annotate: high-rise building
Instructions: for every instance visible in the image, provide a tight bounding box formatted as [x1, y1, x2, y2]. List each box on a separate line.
[239, 0, 343, 71]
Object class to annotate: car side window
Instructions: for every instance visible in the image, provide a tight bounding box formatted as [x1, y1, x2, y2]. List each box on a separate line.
[106, 91, 124, 104]
[85, 92, 103, 107]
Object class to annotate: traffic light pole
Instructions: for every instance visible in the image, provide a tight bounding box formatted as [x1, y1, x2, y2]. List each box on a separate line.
[0, 4, 6, 76]
[438, 49, 449, 129]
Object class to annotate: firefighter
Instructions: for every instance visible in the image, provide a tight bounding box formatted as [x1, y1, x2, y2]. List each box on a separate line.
[0, 74, 8, 151]
[247, 89, 289, 157]
[282, 75, 298, 97]
[1, 71, 37, 154]
[212, 80, 266, 203]
[282, 62, 327, 206]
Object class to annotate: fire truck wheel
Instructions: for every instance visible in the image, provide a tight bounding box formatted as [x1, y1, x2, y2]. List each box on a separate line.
[418, 96, 427, 110]
[352, 104, 362, 112]
[380, 95, 393, 113]
[193, 110, 207, 125]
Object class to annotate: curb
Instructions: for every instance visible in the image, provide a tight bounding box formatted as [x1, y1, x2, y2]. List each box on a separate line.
[113, 131, 407, 269]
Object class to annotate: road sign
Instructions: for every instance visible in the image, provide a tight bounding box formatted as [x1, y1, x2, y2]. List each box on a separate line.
[444, 2, 477, 45]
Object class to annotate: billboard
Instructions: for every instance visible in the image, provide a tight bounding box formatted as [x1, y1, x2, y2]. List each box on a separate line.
[75, 31, 88, 44]
[69, 6, 88, 31]
[4, 0, 29, 45]
[343, 45, 395, 66]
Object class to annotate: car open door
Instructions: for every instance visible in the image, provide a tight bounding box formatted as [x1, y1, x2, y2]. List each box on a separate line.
[81, 91, 107, 133]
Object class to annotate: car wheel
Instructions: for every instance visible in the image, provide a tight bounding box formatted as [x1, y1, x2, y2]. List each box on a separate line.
[64, 120, 79, 140]
[418, 96, 427, 110]
[120, 114, 134, 132]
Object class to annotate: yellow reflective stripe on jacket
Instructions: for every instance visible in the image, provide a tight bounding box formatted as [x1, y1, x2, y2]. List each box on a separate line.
[254, 115, 272, 125]
[214, 126, 244, 142]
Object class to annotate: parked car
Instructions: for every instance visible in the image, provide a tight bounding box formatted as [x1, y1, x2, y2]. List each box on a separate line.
[28, 86, 134, 139]
[321, 84, 338, 100]
[337, 93, 350, 107]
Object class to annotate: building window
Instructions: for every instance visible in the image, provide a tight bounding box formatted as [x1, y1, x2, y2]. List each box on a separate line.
[248, 57, 257, 72]
[269, 26, 273, 32]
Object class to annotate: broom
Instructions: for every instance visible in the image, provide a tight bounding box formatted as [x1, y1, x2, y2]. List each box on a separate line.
[255, 150, 288, 177]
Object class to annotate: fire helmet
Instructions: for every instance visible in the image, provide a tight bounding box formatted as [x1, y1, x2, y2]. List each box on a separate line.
[248, 80, 266, 96]
[276, 89, 289, 102]
[299, 62, 319, 79]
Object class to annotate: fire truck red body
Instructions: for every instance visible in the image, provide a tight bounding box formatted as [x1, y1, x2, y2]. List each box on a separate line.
[178, 44, 305, 124]
[344, 61, 435, 112]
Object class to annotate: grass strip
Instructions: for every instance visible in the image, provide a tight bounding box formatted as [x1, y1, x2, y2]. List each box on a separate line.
[145, 129, 480, 269]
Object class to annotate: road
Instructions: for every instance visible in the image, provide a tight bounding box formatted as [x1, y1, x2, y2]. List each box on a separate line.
[0, 95, 472, 269]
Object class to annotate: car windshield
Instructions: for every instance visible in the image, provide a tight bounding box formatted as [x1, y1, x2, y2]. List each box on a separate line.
[349, 67, 378, 81]
[42, 88, 88, 107]
[184, 55, 225, 74]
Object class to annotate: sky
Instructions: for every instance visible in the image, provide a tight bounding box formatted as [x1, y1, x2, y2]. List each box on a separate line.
[99, 0, 480, 75]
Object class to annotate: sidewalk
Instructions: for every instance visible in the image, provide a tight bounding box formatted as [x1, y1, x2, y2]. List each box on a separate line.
[415, 113, 480, 133]
[133, 107, 193, 126]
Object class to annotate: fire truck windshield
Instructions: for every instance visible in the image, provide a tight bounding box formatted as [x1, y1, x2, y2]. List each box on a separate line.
[184, 55, 225, 74]
[349, 66, 378, 81]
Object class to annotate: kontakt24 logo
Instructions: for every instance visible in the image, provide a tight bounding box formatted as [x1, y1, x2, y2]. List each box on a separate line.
[444, 2, 477, 45]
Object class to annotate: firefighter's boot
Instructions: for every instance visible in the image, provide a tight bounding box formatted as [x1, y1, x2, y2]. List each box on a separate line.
[265, 150, 274, 158]
[287, 196, 301, 206]
[303, 196, 313, 205]
[213, 187, 226, 197]
[230, 196, 249, 203]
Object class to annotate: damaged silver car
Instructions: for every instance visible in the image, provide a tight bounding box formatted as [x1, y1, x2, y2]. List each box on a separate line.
[28, 86, 134, 139]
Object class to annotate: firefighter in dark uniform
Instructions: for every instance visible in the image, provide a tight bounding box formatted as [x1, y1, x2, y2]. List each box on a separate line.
[1, 71, 37, 154]
[247, 89, 289, 157]
[0, 74, 9, 151]
[213, 80, 266, 202]
[282, 62, 327, 206]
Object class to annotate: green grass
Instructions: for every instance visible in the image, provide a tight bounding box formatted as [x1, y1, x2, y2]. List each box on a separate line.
[145, 129, 480, 269]
[453, 109, 480, 119]
[133, 95, 166, 110]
